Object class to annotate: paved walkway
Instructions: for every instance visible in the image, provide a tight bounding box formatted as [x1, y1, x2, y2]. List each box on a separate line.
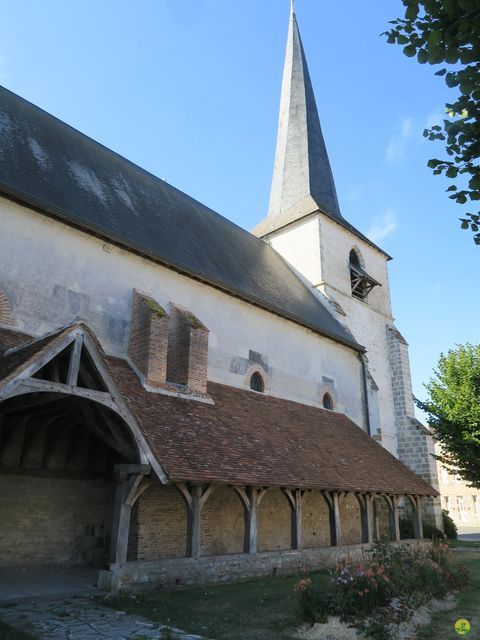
[0, 568, 98, 602]
[0, 595, 206, 640]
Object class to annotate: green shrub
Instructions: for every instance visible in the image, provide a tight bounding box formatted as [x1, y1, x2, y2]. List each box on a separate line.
[295, 540, 463, 627]
[423, 522, 446, 540]
[442, 509, 458, 539]
[361, 615, 394, 640]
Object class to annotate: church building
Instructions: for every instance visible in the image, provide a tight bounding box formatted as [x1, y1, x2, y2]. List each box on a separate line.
[0, 5, 440, 591]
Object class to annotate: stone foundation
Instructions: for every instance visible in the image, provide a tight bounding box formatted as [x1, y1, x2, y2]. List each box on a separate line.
[98, 539, 432, 593]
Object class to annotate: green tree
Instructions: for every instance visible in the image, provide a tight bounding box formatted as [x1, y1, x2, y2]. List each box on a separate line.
[417, 343, 480, 487]
[384, 0, 480, 245]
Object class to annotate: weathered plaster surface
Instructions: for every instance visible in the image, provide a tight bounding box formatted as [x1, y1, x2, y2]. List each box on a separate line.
[0, 197, 366, 428]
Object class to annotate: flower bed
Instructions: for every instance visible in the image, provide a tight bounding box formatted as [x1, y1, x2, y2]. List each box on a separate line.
[294, 541, 468, 640]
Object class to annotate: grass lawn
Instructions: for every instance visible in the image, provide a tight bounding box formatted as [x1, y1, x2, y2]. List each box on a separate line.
[104, 571, 331, 640]
[0, 621, 38, 640]
[448, 539, 480, 548]
[417, 551, 480, 639]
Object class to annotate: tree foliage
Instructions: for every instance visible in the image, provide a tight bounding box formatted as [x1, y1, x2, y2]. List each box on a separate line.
[385, 0, 480, 244]
[417, 343, 480, 487]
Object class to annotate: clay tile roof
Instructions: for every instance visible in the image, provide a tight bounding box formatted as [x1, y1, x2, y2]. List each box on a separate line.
[0, 325, 437, 497]
[108, 357, 437, 496]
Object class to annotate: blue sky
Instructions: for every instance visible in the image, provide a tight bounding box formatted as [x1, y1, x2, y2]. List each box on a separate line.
[0, 0, 478, 406]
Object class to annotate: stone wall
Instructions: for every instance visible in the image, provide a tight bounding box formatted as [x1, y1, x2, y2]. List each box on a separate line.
[0, 474, 113, 568]
[0, 198, 367, 428]
[387, 326, 442, 528]
[302, 491, 330, 547]
[99, 540, 433, 593]
[257, 488, 291, 552]
[201, 486, 244, 556]
[339, 493, 362, 545]
[135, 484, 187, 561]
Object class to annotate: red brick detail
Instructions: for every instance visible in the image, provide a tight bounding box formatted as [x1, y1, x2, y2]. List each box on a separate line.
[166, 304, 209, 395]
[127, 290, 169, 388]
[0, 291, 13, 326]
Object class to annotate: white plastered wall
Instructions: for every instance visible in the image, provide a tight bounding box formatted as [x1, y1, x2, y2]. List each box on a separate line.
[268, 214, 398, 456]
[0, 197, 366, 428]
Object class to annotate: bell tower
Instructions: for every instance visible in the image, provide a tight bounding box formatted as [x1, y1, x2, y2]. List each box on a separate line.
[252, 4, 442, 528]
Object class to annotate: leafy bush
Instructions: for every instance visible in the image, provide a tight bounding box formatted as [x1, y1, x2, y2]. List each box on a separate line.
[442, 509, 458, 539]
[361, 615, 393, 640]
[295, 539, 466, 631]
[423, 522, 446, 540]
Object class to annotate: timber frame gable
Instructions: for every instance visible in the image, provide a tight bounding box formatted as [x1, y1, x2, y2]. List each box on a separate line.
[0, 321, 167, 483]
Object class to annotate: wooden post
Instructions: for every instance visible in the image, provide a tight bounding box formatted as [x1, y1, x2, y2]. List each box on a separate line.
[412, 496, 424, 539]
[177, 483, 216, 559]
[246, 487, 259, 554]
[110, 464, 151, 564]
[387, 495, 401, 542]
[323, 491, 342, 546]
[283, 489, 303, 550]
[357, 494, 373, 544]
[187, 485, 202, 559]
[234, 486, 267, 554]
[373, 498, 380, 542]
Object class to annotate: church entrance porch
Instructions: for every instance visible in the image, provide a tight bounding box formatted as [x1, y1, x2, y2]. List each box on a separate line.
[0, 324, 154, 580]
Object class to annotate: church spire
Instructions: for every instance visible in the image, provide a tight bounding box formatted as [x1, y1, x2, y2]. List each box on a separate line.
[267, 4, 342, 221]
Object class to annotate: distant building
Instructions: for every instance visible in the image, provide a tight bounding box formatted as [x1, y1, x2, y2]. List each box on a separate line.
[435, 443, 480, 531]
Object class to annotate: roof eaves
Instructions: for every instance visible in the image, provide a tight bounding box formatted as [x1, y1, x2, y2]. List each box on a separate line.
[0, 185, 365, 354]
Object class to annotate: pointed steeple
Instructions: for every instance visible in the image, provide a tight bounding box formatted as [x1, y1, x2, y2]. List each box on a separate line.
[267, 4, 342, 221]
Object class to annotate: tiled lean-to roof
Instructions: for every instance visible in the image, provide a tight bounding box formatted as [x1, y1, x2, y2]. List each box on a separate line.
[0, 325, 436, 496]
[0, 86, 362, 352]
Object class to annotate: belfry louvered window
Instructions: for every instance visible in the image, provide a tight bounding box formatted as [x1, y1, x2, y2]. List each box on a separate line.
[349, 250, 380, 301]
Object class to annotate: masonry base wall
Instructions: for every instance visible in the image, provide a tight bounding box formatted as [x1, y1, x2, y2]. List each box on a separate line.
[0, 474, 114, 568]
[98, 540, 432, 593]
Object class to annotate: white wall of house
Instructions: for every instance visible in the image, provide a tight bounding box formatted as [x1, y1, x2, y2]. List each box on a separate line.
[0, 196, 367, 428]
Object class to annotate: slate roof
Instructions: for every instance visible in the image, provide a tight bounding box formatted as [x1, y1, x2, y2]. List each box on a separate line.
[0, 325, 437, 497]
[0, 86, 362, 352]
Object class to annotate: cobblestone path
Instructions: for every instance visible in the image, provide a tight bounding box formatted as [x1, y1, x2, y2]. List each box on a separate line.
[0, 595, 206, 640]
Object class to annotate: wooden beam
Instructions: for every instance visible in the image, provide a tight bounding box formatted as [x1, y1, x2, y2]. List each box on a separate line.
[356, 493, 374, 544]
[7, 378, 118, 412]
[283, 488, 304, 550]
[110, 473, 147, 564]
[411, 495, 424, 539]
[176, 483, 213, 559]
[67, 334, 83, 386]
[0, 394, 75, 416]
[78, 404, 136, 460]
[323, 491, 341, 546]
[387, 494, 401, 542]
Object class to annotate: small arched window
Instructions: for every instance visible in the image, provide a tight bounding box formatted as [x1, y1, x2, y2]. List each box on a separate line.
[322, 393, 334, 410]
[250, 372, 265, 393]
